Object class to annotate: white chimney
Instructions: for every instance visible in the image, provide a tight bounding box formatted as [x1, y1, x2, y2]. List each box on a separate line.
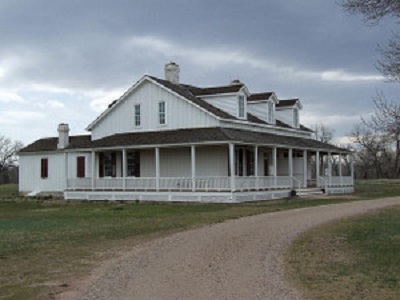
[164, 62, 180, 84]
[57, 123, 70, 149]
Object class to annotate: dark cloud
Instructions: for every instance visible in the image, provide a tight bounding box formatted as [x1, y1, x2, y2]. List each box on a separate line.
[0, 0, 399, 144]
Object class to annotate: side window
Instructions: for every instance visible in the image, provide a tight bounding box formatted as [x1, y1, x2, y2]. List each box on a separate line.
[41, 158, 48, 178]
[134, 104, 141, 127]
[238, 95, 245, 118]
[77, 156, 85, 178]
[159, 101, 166, 125]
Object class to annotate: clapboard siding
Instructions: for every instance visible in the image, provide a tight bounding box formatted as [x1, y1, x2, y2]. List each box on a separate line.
[19, 153, 66, 193]
[91, 81, 219, 140]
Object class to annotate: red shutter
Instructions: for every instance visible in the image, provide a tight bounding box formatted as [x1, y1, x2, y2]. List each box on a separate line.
[41, 158, 48, 178]
[77, 156, 85, 178]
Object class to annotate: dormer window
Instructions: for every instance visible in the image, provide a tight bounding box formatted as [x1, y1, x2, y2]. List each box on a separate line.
[268, 101, 274, 123]
[238, 95, 245, 118]
[293, 108, 299, 128]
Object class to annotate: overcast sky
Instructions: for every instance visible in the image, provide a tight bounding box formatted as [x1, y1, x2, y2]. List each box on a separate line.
[1, 0, 399, 145]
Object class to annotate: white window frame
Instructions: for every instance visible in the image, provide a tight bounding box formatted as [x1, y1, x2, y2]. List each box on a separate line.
[159, 101, 166, 125]
[293, 108, 299, 128]
[238, 95, 245, 118]
[267, 101, 273, 123]
[134, 104, 141, 127]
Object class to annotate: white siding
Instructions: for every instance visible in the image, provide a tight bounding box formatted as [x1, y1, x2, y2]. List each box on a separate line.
[19, 153, 66, 193]
[202, 90, 247, 120]
[139, 146, 228, 177]
[91, 81, 219, 140]
[67, 152, 93, 179]
[248, 102, 268, 122]
[276, 107, 300, 129]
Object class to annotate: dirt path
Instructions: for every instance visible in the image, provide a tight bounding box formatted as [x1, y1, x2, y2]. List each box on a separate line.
[60, 197, 400, 300]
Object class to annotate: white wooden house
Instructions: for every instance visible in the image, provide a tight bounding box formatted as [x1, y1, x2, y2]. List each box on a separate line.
[19, 63, 353, 202]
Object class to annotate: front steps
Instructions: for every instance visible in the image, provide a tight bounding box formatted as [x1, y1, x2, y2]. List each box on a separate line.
[294, 188, 324, 197]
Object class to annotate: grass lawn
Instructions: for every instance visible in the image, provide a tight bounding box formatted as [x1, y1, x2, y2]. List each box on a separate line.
[286, 204, 400, 300]
[1, 180, 400, 299]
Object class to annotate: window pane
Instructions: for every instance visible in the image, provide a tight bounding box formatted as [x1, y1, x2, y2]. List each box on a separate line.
[238, 96, 245, 118]
[134, 104, 141, 127]
[159, 101, 166, 124]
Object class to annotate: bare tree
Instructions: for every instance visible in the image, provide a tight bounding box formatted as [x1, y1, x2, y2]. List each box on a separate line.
[314, 124, 335, 143]
[350, 122, 392, 178]
[364, 92, 400, 176]
[0, 135, 23, 184]
[340, 0, 400, 81]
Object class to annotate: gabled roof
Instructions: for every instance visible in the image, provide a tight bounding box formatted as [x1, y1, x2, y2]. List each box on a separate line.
[247, 92, 273, 102]
[183, 83, 244, 96]
[20, 127, 348, 153]
[276, 99, 301, 108]
[87, 75, 308, 133]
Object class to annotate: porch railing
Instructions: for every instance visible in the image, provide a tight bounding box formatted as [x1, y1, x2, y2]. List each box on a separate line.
[67, 175, 353, 192]
[317, 176, 354, 189]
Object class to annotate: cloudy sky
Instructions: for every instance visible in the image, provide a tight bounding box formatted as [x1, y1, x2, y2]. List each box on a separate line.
[1, 0, 399, 146]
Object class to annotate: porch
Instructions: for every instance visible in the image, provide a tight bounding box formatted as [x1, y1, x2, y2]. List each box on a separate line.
[64, 142, 354, 202]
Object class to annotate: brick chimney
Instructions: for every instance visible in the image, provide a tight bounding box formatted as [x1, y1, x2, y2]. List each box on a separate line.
[164, 62, 180, 84]
[57, 123, 70, 149]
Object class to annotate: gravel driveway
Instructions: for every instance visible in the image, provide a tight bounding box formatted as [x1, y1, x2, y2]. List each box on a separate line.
[60, 197, 400, 300]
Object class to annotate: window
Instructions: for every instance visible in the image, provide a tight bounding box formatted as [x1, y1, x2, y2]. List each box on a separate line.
[159, 101, 166, 125]
[99, 152, 116, 177]
[238, 95, 245, 118]
[268, 101, 274, 123]
[127, 151, 140, 177]
[41, 158, 48, 178]
[134, 104, 141, 127]
[293, 108, 299, 128]
[77, 156, 85, 178]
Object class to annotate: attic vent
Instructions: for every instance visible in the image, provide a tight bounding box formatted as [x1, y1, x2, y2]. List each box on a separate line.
[230, 79, 242, 85]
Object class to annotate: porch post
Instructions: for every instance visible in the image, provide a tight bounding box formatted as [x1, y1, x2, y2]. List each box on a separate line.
[272, 147, 277, 188]
[288, 148, 293, 177]
[350, 153, 354, 185]
[155, 147, 160, 191]
[91, 150, 95, 191]
[229, 143, 235, 192]
[316, 151, 320, 187]
[328, 152, 332, 186]
[191, 145, 196, 192]
[339, 153, 343, 186]
[122, 149, 127, 191]
[303, 150, 307, 188]
[254, 145, 259, 189]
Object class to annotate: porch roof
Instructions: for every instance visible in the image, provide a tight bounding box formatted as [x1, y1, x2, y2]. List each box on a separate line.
[20, 127, 349, 153]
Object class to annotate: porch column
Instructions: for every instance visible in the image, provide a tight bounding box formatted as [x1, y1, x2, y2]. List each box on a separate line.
[316, 151, 320, 187]
[350, 153, 354, 184]
[254, 145, 259, 189]
[91, 150, 95, 191]
[191, 145, 196, 192]
[122, 149, 127, 191]
[328, 152, 332, 186]
[229, 143, 235, 192]
[288, 148, 293, 178]
[303, 150, 307, 188]
[272, 147, 277, 188]
[339, 153, 343, 186]
[155, 147, 160, 191]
